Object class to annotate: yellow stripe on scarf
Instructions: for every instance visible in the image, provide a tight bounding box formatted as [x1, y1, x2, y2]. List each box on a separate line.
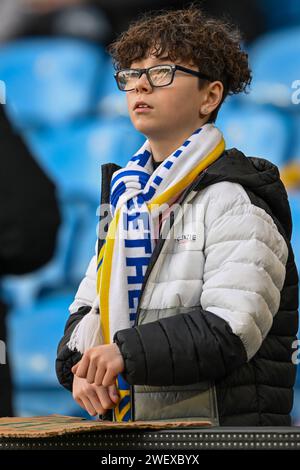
[148, 137, 225, 209]
[97, 210, 120, 345]
[114, 402, 131, 422]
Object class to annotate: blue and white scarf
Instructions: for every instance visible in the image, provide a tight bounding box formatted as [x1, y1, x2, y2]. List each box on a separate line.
[96, 123, 225, 421]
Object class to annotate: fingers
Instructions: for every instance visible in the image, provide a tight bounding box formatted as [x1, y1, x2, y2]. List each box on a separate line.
[72, 345, 124, 388]
[74, 352, 105, 384]
[71, 362, 79, 374]
[75, 397, 86, 411]
[74, 355, 90, 378]
[86, 360, 97, 384]
[77, 396, 98, 417]
[108, 384, 120, 404]
[73, 380, 119, 416]
[73, 375, 105, 416]
[94, 362, 105, 386]
[94, 385, 118, 410]
[87, 389, 107, 415]
[76, 387, 115, 416]
[102, 366, 117, 387]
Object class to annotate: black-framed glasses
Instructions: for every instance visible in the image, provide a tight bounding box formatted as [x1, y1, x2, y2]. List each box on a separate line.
[114, 64, 212, 91]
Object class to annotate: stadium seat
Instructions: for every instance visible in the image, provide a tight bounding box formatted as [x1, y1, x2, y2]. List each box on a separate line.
[218, 101, 292, 167]
[246, 27, 300, 109]
[0, 38, 106, 128]
[25, 116, 145, 201]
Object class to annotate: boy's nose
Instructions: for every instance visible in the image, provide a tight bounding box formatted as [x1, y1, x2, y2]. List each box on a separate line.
[134, 72, 152, 92]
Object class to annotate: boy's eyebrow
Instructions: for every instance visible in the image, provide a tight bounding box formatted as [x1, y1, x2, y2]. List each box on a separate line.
[131, 55, 172, 68]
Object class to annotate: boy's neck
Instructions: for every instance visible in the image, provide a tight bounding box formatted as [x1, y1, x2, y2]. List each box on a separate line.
[149, 119, 210, 162]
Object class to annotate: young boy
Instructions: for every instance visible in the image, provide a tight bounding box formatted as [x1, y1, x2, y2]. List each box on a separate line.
[56, 5, 299, 426]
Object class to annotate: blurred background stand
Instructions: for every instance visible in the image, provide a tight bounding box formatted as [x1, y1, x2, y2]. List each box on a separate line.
[0, 104, 60, 417]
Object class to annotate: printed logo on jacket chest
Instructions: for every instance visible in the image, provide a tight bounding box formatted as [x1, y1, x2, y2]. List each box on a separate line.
[172, 202, 205, 252]
[176, 232, 197, 245]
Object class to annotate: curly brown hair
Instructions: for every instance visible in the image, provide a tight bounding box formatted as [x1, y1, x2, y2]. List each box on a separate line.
[107, 3, 252, 121]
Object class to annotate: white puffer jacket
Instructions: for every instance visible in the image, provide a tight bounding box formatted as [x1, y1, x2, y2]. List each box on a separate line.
[69, 179, 288, 363]
[56, 150, 299, 426]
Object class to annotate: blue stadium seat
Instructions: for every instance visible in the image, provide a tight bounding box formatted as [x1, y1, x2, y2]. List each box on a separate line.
[25, 116, 145, 201]
[218, 101, 292, 167]
[246, 27, 300, 109]
[0, 38, 107, 128]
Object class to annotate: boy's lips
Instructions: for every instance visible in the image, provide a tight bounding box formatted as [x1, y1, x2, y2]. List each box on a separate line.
[134, 107, 153, 114]
[133, 100, 153, 111]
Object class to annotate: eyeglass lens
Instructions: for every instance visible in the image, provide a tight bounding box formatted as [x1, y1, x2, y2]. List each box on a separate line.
[118, 65, 173, 90]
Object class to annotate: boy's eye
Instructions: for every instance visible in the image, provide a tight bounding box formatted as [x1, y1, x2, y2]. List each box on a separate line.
[118, 70, 140, 89]
[149, 67, 173, 85]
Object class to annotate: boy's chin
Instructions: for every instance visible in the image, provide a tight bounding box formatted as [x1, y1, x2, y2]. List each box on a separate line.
[132, 121, 162, 137]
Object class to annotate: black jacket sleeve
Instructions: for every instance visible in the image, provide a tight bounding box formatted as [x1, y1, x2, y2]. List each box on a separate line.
[0, 105, 60, 275]
[113, 308, 248, 386]
[55, 306, 91, 391]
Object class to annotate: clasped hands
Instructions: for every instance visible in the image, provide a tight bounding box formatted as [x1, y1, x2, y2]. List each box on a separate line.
[71, 343, 125, 416]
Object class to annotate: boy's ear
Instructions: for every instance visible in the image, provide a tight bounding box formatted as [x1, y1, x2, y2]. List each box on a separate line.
[199, 81, 224, 118]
